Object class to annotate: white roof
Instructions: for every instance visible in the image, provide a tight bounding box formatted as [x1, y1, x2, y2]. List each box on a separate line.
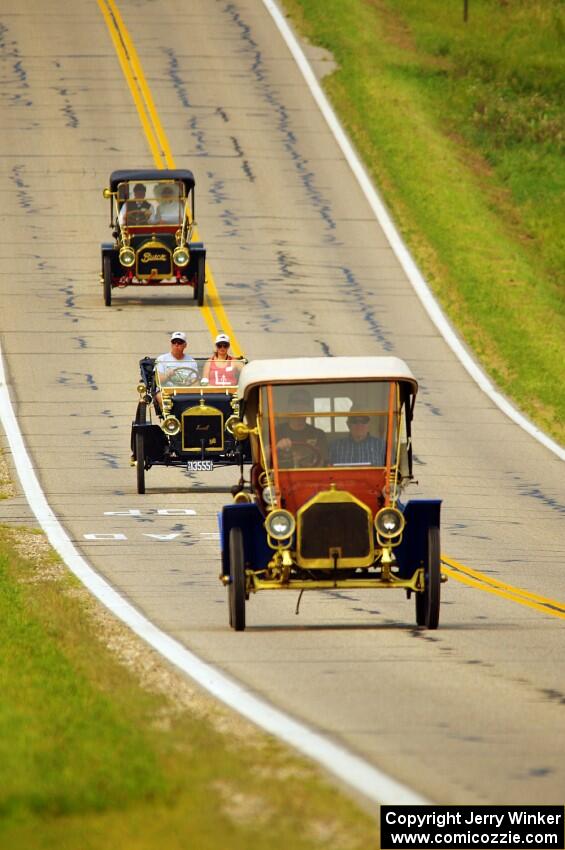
[238, 357, 418, 398]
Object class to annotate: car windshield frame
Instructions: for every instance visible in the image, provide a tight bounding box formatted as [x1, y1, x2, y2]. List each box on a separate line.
[155, 356, 243, 392]
[115, 180, 188, 228]
[252, 379, 409, 507]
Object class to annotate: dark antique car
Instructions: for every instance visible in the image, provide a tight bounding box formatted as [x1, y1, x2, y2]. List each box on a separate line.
[131, 355, 250, 493]
[219, 357, 444, 631]
[101, 169, 206, 306]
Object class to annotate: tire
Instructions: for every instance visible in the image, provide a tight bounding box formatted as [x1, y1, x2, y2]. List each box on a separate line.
[194, 255, 205, 306]
[228, 527, 246, 631]
[415, 526, 441, 629]
[103, 254, 112, 306]
[136, 431, 146, 494]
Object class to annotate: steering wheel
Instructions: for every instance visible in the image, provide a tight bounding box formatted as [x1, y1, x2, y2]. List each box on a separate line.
[127, 208, 151, 225]
[169, 366, 199, 386]
[281, 440, 323, 468]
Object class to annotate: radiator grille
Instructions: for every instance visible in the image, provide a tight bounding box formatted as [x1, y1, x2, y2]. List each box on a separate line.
[182, 412, 223, 452]
[299, 501, 371, 561]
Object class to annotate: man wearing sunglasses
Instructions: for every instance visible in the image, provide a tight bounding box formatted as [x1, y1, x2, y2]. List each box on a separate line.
[155, 331, 199, 388]
[329, 407, 386, 466]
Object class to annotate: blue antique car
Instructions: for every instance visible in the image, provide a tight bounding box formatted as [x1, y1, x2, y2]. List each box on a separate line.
[101, 169, 206, 306]
[219, 357, 443, 631]
[132, 355, 250, 494]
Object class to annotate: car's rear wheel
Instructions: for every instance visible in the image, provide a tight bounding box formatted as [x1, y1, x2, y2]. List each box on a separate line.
[103, 255, 113, 306]
[194, 255, 205, 306]
[136, 431, 146, 494]
[228, 527, 246, 631]
[415, 526, 440, 629]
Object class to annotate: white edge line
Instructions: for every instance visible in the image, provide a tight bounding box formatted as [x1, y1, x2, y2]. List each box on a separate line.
[0, 347, 426, 806]
[263, 0, 565, 463]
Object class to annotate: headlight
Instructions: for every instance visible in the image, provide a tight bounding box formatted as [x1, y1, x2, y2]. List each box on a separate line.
[161, 415, 181, 436]
[265, 510, 295, 541]
[119, 246, 135, 267]
[375, 507, 405, 538]
[173, 246, 190, 267]
[262, 485, 276, 507]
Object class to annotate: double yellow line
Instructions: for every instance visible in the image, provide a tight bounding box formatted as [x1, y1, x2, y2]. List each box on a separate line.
[97, 0, 243, 356]
[442, 556, 565, 621]
[98, 0, 565, 624]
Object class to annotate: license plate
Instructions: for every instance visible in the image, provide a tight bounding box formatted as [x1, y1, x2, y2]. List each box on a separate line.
[187, 460, 214, 472]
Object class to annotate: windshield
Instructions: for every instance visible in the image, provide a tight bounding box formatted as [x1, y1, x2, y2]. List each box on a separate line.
[259, 381, 399, 470]
[155, 356, 243, 390]
[117, 180, 187, 226]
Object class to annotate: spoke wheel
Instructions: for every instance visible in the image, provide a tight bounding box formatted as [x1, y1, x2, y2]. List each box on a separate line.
[135, 431, 146, 494]
[228, 527, 246, 631]
[103, 255, 112, 307]
[415, 526, 441, 629]
[194, 255, 205, 306]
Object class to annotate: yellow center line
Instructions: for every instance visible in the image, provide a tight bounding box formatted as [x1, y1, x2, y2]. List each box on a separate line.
[442, 557, 565, 620]
[98, 0, 243, 356]
[99, 0, 565, 623]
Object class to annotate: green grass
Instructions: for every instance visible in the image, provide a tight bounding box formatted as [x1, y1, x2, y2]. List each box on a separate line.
[281, 0, 565, 443]
[0, 527, 376, 849]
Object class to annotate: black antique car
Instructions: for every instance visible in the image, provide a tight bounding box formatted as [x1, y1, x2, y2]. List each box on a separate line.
[101, 169, 206, 306]
[132, 355, 250, 493]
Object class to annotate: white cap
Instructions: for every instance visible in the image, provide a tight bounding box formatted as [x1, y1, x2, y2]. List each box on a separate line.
[170, 331, 187, 343]
[215, 333, 230, 345]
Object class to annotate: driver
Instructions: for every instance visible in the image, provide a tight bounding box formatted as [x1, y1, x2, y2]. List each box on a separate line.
[155, 331, 199, 394]
[276, 388, 328, 468]
[118, 183, 155, 225]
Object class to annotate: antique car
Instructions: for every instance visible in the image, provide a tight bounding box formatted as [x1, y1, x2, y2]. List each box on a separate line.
[101, 169, 206, 306]
[219, 357, 443, 631]
[132, 355, 250, 493]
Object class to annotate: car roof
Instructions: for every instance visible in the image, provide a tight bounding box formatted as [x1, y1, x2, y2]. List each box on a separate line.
[109, 169, 195, 191]
[238, 357, 418, 397]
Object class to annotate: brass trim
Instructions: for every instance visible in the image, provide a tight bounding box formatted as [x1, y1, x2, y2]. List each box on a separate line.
[296, 488, 374, 569]
[249, 568, 425, 592]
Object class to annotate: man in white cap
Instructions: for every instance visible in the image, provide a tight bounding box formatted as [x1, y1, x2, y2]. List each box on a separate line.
[155, 331, 199, 387]
[202, 332, 243, 386]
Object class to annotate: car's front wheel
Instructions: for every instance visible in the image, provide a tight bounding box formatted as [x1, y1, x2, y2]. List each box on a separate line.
[103, 255, 112, 307]
[135, 430, 146, 494]
[228, 527, 246, 631]
[415, 526, 440, 629]
[194, 255, 205, 306]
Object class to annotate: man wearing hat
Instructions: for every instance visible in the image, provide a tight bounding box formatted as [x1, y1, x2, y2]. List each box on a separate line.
[202, 332, 243, 386]
[155, 332, 199, 387]
[276, 388, 328, 468]
[329, 407, 386, 466]
[118, 182, 155, 225]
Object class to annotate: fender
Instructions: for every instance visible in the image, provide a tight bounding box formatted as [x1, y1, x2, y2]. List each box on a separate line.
[394, 499, 442, 579]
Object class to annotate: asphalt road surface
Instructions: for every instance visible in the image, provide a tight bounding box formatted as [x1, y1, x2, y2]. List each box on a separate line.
[1, 0, 564, 805]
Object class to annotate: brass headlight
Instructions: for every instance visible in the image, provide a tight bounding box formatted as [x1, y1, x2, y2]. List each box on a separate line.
[161, 415, 181, 436]
[375, 507, 405, 539]
[173, 246, 190, 267]
[265, 510, 295, 541]
[119, 246, 135, 267]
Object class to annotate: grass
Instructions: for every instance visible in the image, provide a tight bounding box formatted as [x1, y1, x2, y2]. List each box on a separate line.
[0, 525, 377, 849]
[280, 0, 565, 444]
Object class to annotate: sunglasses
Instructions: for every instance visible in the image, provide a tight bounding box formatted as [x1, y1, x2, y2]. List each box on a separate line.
[171, 339, 186, 345]
[216, 342, 229, 348]
[348, 417, 370, 425]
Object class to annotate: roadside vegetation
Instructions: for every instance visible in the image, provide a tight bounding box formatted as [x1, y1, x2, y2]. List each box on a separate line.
[282, 0, 565, 444]
[0, 518, 375, 849]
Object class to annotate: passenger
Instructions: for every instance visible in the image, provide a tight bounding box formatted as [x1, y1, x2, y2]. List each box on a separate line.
[329, 408, 386, 466]
[155, 184, 182, 224]
[276, 388, 328, 468]
[118, 183, 155, 225]
[202, 333, 242, 386]
[154, 332, 199, 411]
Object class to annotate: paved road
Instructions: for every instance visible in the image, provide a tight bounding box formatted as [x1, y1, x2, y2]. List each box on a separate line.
[1, 0, 564, 804]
